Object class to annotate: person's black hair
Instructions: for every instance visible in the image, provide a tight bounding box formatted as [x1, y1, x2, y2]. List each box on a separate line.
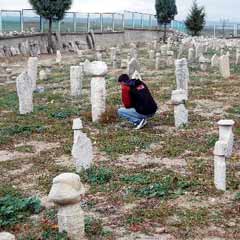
[118, 74, 130, 83]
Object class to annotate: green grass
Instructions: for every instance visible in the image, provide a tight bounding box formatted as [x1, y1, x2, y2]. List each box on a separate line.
[0, 194, 41, 228]
[85, 216, 111, 239]
[130, 175, 196, 199]
[41, 230, 68, 240]
[125, 202, 175, 226]
[152, 131, 215, 158]
[0, 185, 21, 198]
[231, 64, 240, 74]
[0, 124, 46, 145]
[83, 168, 199, 203]
[175, 207, 209, 229]
[235, 192, 240, 201]
[49, 109, 80, 120]
[96, 128, 161, 157]
[15, 145, 35, 153]
[227, 105, 240, 115]
[80, 166, 113, 185]
[0, 90, 18, 111]
[120, 174, 151, 185]
[1, 42, 240, 239]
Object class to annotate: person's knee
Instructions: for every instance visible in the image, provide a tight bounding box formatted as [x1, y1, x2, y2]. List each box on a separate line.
[117, 107, 125, 117]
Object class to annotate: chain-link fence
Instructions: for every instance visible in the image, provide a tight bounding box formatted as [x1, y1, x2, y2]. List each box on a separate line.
[22, 9, 40, 32]
[202, 23, 239, 38]
[0, 9, 187, 34]
[1, 10, 22, 32]
[114, 13, 124, 31]
[171, 20, 187, 33]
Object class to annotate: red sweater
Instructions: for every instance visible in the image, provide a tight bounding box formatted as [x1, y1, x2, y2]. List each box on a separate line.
[121, 84, 132, 108]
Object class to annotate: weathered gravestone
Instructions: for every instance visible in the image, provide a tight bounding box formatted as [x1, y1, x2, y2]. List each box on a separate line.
[27, 57, 38, 91]
[218, 119, 234, 158]
[199, 54, 209, 71]
[70, 66, 83, 97]
[86, 30, 96, 49]
[71, 118, 93, 171]
[195, 44, 204, 58]
[89, 61, 108, 122]
[72, 118, 83, 144]
[77, 49, 83, 57]
[48, 173, 86, 240]
[56, 50, 62, 64]
[110, 47, 117, 62]
[128, 58, 140, 79]
[160, 45, 168, 56]
[220, 48, 224, 56]
[149, 50, 155, 60]
[171, 89, 188, 128]
[236, 48, 240, 65]
[39, 70, 48, 81]
[175, 58, 189, 95]
[130, 47, 138, 59]
[83, 59, 91, 74]
[167, 51, 175, 66]
[132, 70, 142, 81]
[177, 44, 184, 59]
[16, 71, 33, 115]
[155, 52, 161, 70]
[188, 48, 194, 62]
[96, 51, 102, 61]
[219, 55, 230, 79]
[110, 47, 117, 68]
[90, 30, 96, 46]
[167, 37, 172, 50]
[152, 40, 158, 50]
[211, 54, 219, 68]
[214, 120, 235, 191]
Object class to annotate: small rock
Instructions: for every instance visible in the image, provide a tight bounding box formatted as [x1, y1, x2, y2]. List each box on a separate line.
[34, 86, 45, 93]
[0, 232, 16, 240]
[39, 70, 48, 81]
[6, 68, 12, 74]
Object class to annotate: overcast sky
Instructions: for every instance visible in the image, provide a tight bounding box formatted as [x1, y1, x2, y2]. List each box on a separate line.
[0, 0, 239, 22]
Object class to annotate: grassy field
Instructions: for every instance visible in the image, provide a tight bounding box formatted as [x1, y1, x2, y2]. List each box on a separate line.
[0, 43, 240, 239]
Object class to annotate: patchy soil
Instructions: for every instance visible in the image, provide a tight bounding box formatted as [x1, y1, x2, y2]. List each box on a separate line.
[0, 141, 60, 162]
[0, 42, 240, 239]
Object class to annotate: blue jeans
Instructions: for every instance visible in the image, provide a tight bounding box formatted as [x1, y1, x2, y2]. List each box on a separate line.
[118, 107, 154, 125]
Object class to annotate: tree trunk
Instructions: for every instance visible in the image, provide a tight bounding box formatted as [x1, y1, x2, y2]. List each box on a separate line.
[47, 18, 55, 54]
[163, 23, 167, 43]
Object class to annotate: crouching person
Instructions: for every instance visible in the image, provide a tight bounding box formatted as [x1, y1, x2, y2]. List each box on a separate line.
[118, 74, 158, 130]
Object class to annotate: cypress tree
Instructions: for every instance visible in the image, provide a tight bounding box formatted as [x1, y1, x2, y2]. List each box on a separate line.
[29, 0, 73, 53]
[185, 0, 206, 36]
[155, 0, 178, 43]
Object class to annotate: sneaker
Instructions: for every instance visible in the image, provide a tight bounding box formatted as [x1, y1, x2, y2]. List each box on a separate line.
[135, 119, 147, 130]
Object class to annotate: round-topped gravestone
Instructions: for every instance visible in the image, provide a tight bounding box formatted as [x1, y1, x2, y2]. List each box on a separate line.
[48, 173, 85, 206]
[48, 173, 86, 240]
[89, 61, 108, 122]
[218, 120, 235, 126]
[88, 61, 108, 76]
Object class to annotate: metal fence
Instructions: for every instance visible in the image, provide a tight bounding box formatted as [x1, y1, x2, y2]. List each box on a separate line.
[202, 23, 239, 38]
[0, 9, 187, 34]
